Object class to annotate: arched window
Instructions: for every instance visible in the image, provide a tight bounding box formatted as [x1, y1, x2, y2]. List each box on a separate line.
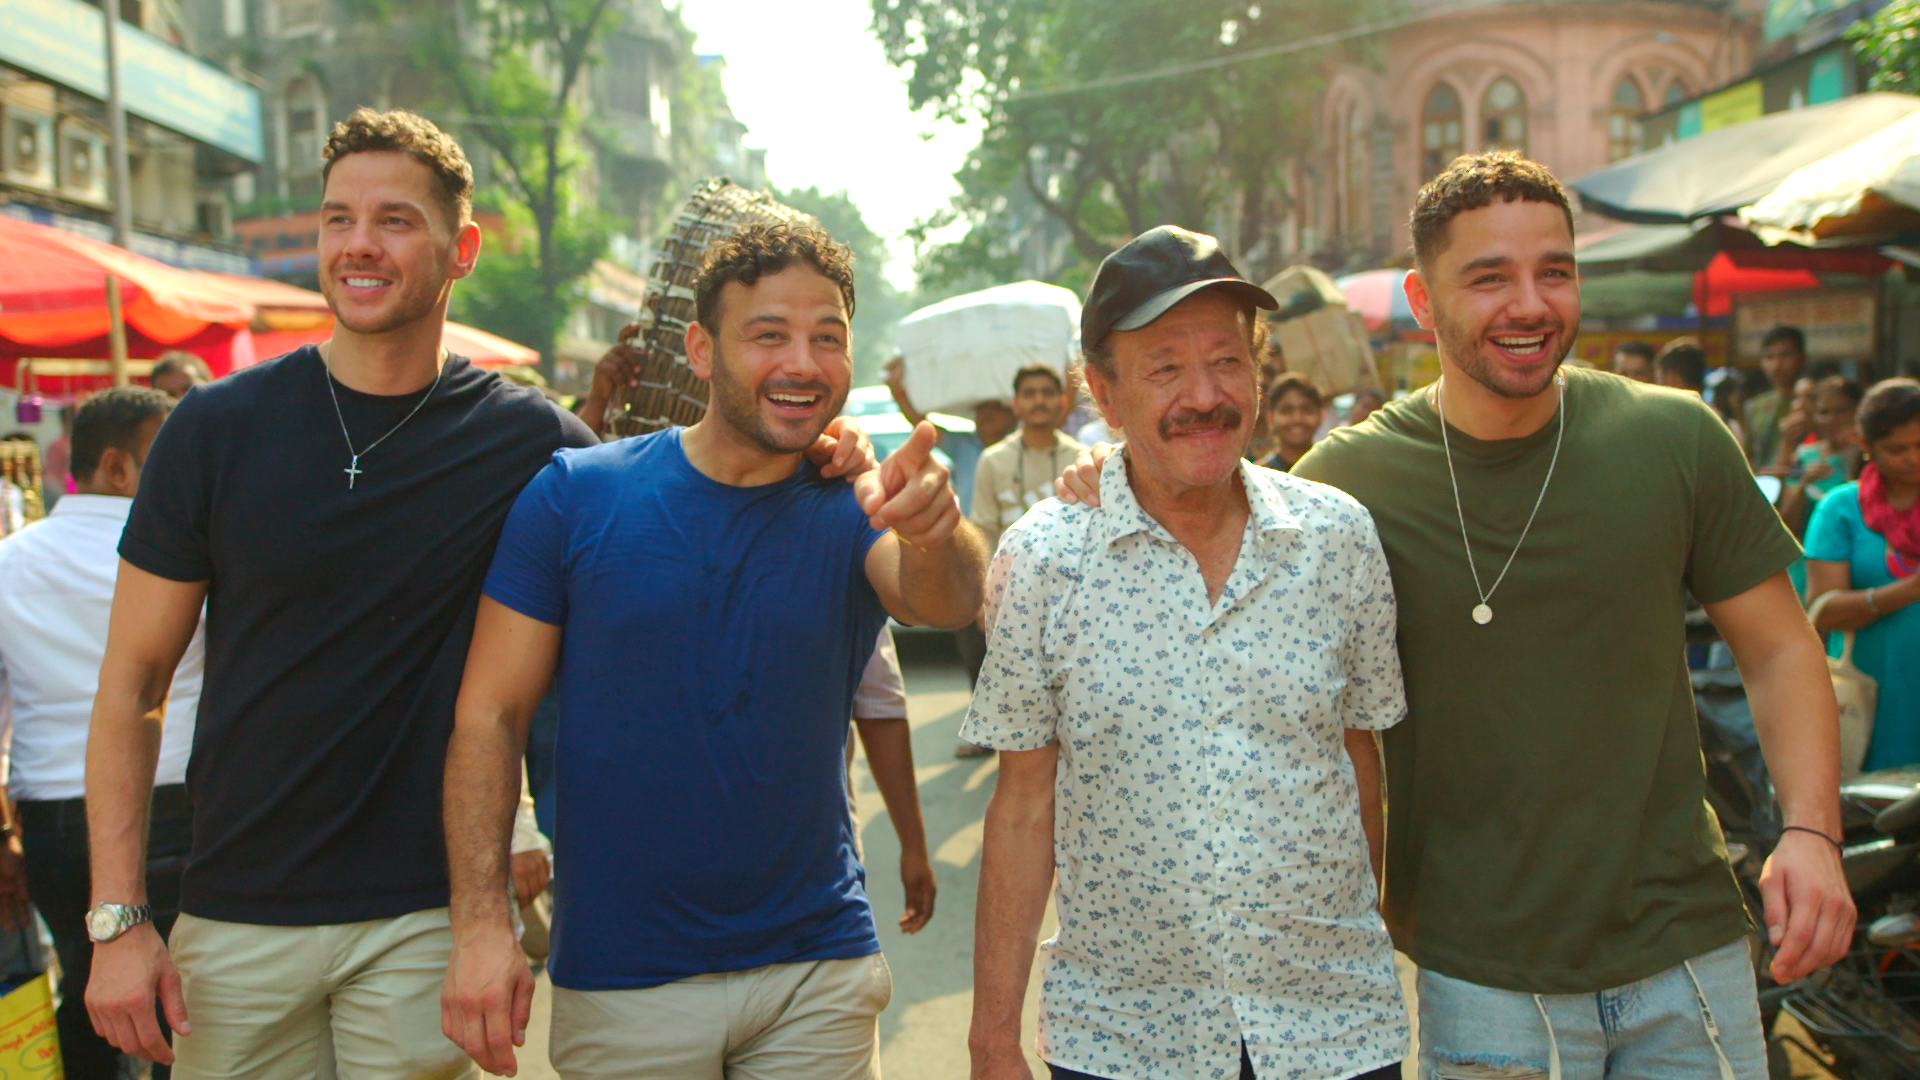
[1481, 77, 1527, 153]
[1421, 83, 1464, 177]
[1664, 79, 1689, 107]
[1608, 76, 1645, 161]
[1342, 102, 1370, 240]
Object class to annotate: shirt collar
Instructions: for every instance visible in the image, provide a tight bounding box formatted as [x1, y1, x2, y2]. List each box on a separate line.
[47, 494, 133, 523]
[1095, 448, 1301, 549]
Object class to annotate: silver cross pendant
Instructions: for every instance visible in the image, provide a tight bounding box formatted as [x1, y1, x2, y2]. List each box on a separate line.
[344, 455, 363, 490]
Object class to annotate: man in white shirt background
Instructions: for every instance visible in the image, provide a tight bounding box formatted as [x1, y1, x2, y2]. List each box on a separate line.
[0, 386, 201, 1079]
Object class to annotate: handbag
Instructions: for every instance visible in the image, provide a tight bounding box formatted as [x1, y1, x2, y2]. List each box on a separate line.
[1807, 590, 1879, 777]
[0, 968, 62, 1076]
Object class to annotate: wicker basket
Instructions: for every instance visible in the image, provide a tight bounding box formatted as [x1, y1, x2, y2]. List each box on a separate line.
[603, 178, 809, 439]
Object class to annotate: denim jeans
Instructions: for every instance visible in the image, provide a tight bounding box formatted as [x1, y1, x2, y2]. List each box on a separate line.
[1416, 937, 1767, 1079]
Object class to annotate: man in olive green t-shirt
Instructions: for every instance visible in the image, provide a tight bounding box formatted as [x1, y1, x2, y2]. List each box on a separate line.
[1298, 155, 1850, 1078]
[1058, 153, 1851, 1078]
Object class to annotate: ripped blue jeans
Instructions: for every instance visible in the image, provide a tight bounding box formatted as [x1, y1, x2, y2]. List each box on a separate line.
[1416, 938, 1767, 1079]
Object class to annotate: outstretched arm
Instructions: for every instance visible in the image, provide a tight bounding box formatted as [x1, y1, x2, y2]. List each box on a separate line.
[862, 422, 988, 628]
[442, 597, 560, 1078]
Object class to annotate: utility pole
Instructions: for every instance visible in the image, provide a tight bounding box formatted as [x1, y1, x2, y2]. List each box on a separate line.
[102, 0, 134, 249]
[102, 0, 134, 385]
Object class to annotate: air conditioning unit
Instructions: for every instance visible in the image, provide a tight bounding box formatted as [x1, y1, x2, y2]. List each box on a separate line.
[1, 106, 54, 191]
[57, 122, 108, 205]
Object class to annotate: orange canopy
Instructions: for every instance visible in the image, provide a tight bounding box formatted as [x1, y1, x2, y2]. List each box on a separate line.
[0, 216, 254, 348]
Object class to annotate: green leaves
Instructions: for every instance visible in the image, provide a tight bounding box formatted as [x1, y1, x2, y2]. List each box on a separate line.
[874, 0, 1395, 287]
[1850, 1, 1920, 94]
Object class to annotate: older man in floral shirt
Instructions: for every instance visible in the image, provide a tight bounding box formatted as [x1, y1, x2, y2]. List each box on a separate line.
[963, 226, 1408, 1080]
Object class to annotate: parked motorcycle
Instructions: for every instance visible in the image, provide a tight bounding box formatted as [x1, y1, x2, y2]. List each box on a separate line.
[1691, 615, 1920, 1079]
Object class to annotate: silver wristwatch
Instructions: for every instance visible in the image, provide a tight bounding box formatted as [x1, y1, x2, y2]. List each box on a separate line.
[86, 903, 152, 943]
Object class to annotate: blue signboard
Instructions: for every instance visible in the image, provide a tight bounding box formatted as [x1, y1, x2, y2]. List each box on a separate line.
[0, 0, 263, 163]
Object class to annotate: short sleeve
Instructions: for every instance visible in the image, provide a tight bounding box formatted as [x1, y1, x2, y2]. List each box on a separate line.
[481, 457, 571, 626]
[851, 628, 908, 720]
[119, 393, 216, 582]
[958, 519, 1062, 752]
[1339, 517, 1406, 732]
[1685, 401, 1802, 604]
[1804, 486, 1859, 565]
[552, 402, 601, 450]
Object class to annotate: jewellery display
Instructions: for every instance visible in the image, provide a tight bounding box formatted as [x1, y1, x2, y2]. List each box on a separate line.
[322, 351, 445, 490]
[1435, 373, 1565, 626]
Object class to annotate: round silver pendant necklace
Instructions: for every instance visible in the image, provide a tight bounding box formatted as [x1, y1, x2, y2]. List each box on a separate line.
[321, 347, 446, 490]
[1434, 372, 1565, 625]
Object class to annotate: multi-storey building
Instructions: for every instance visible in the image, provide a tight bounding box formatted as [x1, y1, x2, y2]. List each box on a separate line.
[1277, 0, 1768, 271]
[0, 0, 263, 272]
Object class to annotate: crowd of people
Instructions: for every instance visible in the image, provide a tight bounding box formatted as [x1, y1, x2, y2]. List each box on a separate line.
[0, 104, 1900, 1080]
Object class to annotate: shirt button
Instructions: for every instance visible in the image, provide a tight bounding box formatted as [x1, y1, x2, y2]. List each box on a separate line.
[1214, 808, 1229, 822]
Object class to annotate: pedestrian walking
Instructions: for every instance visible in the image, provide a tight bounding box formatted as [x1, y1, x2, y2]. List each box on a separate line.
[81, 108, 601, 1079]
[0, 387, 194, 1079]
[439, 222, 986, 1080]
[968, 226, 1407, 1080]
[1057, 154, 1852, 1079]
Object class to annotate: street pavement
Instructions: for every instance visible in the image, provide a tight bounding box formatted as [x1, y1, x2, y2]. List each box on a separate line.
[515, 633, 1416, 1079]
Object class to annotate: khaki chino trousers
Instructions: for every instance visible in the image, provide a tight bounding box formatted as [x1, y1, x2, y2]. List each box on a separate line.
[550, 953, 892, 1080]
[167, 908, 472, 1080]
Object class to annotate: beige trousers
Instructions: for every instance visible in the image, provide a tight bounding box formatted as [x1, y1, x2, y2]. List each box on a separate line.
[167, 908, 474, 1080]
[549, 953, 892, 1080]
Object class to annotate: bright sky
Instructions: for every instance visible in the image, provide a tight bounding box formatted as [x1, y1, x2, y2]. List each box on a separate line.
[676, 0, 980, 290]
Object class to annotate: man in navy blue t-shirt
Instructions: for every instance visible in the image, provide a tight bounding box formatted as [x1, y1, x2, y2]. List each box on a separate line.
[442, 223, 988, 1079]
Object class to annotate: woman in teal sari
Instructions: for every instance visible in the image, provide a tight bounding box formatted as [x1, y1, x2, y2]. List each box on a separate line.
[1808, 378, 1920, 770]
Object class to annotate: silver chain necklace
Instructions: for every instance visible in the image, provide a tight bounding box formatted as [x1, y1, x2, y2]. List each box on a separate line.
[321, 351, 446, 490]
[1434, 372, 1565, 625]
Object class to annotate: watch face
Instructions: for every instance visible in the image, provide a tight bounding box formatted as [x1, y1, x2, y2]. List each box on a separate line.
[87, 907, 119, 941]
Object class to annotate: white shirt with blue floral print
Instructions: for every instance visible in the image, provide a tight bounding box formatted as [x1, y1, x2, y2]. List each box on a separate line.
[962, 449, 1410, 1080]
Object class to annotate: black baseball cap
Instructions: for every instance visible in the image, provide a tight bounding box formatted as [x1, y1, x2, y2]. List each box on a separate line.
[1081, 225, 1278, 349]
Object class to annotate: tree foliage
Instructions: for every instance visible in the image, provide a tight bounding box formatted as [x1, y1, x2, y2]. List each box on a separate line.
[871, 0, 1393, 286]
[354, 0, 623, 370]
[1850, 1, 1920, 94]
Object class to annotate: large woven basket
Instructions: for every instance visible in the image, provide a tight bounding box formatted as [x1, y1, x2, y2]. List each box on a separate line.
[602, 178, 809, 439]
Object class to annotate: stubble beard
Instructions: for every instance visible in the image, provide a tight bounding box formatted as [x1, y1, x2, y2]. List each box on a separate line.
[708, 345, 846, 456]
[327, 271, 448, 337]
[1434, 310, 1571, 401]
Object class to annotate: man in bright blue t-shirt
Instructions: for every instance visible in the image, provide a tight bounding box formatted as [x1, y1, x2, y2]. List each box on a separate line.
[438, 223, 988, 1080]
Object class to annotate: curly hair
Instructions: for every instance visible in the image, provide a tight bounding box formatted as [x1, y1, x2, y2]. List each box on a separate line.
[694, 223, 857, 334]
[321, 108, 474, 229]
[1410, 151, 1574, 267]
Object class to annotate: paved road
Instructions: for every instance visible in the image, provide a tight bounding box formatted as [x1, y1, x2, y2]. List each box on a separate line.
[515, 634, 1416, 1079]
